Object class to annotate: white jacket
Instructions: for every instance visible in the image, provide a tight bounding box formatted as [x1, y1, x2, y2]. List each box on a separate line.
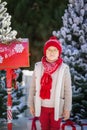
[28, 62, 72, 120]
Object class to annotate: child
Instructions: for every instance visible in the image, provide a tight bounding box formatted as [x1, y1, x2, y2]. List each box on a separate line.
[28, 36, 72, 130]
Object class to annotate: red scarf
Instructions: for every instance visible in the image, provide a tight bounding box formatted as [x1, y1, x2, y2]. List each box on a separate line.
[40, 56, 63, 99]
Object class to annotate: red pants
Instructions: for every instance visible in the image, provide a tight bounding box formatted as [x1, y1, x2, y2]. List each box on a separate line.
[39, 107, 62, 130]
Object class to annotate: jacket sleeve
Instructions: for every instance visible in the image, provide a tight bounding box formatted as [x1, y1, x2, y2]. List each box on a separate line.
[28, 69, 36, 108]
[64, 65, 72, 111]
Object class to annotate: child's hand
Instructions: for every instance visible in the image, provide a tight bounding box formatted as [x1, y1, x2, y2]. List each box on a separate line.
[30, 107, 35, 116]
[62, 110, 70, 120]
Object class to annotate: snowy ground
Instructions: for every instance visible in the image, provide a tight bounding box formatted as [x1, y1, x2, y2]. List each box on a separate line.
[0, 117, 87, 130]
[0, 117, 40, 130]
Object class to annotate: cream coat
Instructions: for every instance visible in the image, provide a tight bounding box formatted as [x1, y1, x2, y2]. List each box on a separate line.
[28, 62, 72, 121]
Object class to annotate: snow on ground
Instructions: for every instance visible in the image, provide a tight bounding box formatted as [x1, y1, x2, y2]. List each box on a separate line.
[0, 117, 87, 130]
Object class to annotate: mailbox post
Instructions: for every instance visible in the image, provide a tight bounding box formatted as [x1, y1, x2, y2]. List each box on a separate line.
[0, 39, 29, 130]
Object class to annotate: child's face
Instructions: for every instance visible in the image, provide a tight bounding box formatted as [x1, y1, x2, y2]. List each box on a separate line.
[46, 46, 59, 62]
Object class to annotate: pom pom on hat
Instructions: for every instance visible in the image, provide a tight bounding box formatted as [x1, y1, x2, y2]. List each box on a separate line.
[43, 36, 62, 56]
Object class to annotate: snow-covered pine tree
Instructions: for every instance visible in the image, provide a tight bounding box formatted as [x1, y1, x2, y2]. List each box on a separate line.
[0, 70, 7, 120]
[0, 69, 27, 120]
[12, 69, 27, 119]
[0, 0, 26, 120]
[0, 0, 17, 43]
[53, 0, 87, 120]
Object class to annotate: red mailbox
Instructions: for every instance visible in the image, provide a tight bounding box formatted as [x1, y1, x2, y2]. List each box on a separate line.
[0, 39, 29, 68]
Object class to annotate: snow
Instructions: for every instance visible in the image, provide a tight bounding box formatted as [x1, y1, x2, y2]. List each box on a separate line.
[14, 44, 24, 53]
[22, 70, 33, 76]
[0, 1, 17, 43]
[81, 44, 87, 53]
[0, 117, 87, 130]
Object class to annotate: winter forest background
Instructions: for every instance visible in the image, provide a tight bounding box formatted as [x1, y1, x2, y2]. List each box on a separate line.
[0, 0, 87, 123]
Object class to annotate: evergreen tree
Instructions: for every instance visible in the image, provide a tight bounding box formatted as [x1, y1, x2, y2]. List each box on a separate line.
[0, 69, 27, 120]
[0, 0, 26, 120]
[0, 0, 17, 43]
[0, 70, 7, 119]
[53, 0, 87, 120]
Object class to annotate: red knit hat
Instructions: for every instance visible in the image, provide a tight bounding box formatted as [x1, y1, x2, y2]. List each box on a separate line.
[44, 36, 62, 56]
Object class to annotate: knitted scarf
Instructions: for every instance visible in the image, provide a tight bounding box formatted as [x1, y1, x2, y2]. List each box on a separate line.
[40, 56, 63, 99]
